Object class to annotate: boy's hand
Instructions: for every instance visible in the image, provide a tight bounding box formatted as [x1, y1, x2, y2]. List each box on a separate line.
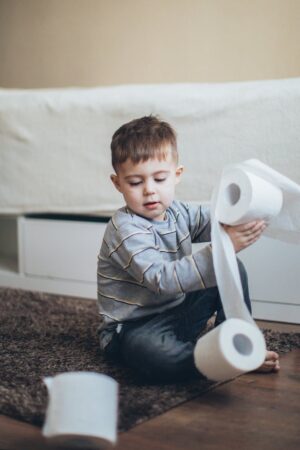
[222, 220, 267, 253]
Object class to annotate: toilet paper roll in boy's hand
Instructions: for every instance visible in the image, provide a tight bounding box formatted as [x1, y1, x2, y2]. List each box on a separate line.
[215, 164, 284, 252]
[215, 165, 284, 228]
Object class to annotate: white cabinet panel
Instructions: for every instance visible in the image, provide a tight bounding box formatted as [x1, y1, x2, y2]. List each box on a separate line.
[193, 236, 300, 323]
[239, 236, 300, 305]
[22, 218, 107, 282]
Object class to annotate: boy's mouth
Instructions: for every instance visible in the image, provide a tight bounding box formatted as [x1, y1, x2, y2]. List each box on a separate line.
[144, 201, 160, 209]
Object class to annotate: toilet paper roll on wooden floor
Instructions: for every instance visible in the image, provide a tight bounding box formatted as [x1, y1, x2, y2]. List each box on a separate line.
[194, 318, 266, 381]
[42, 372, 118, 445]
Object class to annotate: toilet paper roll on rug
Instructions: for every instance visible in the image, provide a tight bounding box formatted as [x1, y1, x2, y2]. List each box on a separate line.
[194, 159, 300, 381]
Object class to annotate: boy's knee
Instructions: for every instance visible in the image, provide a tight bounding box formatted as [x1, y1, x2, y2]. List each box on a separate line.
[120, 328, 195, 382]
[141, 348, 196, 382]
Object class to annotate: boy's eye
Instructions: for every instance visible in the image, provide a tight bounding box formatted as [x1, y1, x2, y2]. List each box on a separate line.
[155, 178, 166, 183]
[129, 181, 142, 186]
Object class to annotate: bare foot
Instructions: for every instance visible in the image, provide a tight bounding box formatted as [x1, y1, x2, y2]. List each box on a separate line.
[254, 350, 280, 373]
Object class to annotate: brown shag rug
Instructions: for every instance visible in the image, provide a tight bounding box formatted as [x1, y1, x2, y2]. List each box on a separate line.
[0, 288, 299, 432]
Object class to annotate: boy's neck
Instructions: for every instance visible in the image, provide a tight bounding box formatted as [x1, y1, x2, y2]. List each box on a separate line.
[126, 205, 168, 222]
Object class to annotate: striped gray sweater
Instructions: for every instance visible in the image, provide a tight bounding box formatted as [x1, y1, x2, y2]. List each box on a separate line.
[97, 200, 216, 330]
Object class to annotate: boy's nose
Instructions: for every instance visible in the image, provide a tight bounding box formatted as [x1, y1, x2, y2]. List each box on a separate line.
[143, 181, 155, 195]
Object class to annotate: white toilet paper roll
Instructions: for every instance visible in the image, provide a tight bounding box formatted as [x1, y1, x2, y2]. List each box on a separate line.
[236, 159, 300, 244]
[194, 318, 266, 381]
[42, 371, 118, 445]
[209, 160, 300, 324]
[216, 168, 283, 226]
[194, 159, 300, 382]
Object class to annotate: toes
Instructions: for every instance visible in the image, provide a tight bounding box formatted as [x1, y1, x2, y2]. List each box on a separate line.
[274, 361, 280, 371]
[265, 350, 279, 362]
[254, 356, 280, 373]
[262, 360, 280, 373]
[251, 350, 280, 374]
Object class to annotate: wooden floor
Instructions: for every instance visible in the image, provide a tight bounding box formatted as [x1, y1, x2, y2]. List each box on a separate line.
[0, 321, 299, 450]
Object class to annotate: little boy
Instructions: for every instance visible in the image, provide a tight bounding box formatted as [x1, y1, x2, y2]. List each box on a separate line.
[97, 115, 279, 382]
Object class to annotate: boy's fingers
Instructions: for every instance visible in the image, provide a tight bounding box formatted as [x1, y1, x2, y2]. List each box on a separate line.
[252, 220, 265, 230]
[233, 221, 258, 232]
[247, 229, 264, 243]
[239, 225, 266, 248]
[227, 220, 265, 232]
[250, 226, 265, 239]
[239, 220, 266, 234]
[248, 235, 259, 245]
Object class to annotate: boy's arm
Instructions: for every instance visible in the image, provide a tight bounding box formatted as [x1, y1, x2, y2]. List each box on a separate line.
[177, 202, 211, 243]
[107, 227, 216, 298]
[183, 202, 266, 250]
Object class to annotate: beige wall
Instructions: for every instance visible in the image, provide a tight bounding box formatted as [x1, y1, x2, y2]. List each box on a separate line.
[0, 0, 299, 88]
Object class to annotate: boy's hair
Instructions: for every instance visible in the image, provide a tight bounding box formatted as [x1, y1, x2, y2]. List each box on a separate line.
[111, 115, 178, 171]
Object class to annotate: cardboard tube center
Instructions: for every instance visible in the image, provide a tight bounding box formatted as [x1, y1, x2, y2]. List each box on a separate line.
[225, 183, 241, 206]
[232, 333, 253, 355]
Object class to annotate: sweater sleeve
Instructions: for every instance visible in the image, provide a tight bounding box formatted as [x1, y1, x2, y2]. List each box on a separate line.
[175, 201, 211, 243]
[106, 223, 216, 296]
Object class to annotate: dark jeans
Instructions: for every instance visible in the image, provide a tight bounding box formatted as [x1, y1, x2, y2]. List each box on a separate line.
[103, 260, 251, 383]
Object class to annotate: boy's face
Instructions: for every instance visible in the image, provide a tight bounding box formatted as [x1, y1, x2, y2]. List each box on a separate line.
[111, 147, 184, 221]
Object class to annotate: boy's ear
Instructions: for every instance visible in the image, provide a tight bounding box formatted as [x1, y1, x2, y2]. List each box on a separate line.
[175, 165, 184, 184]
[110, 174, 122, 193]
